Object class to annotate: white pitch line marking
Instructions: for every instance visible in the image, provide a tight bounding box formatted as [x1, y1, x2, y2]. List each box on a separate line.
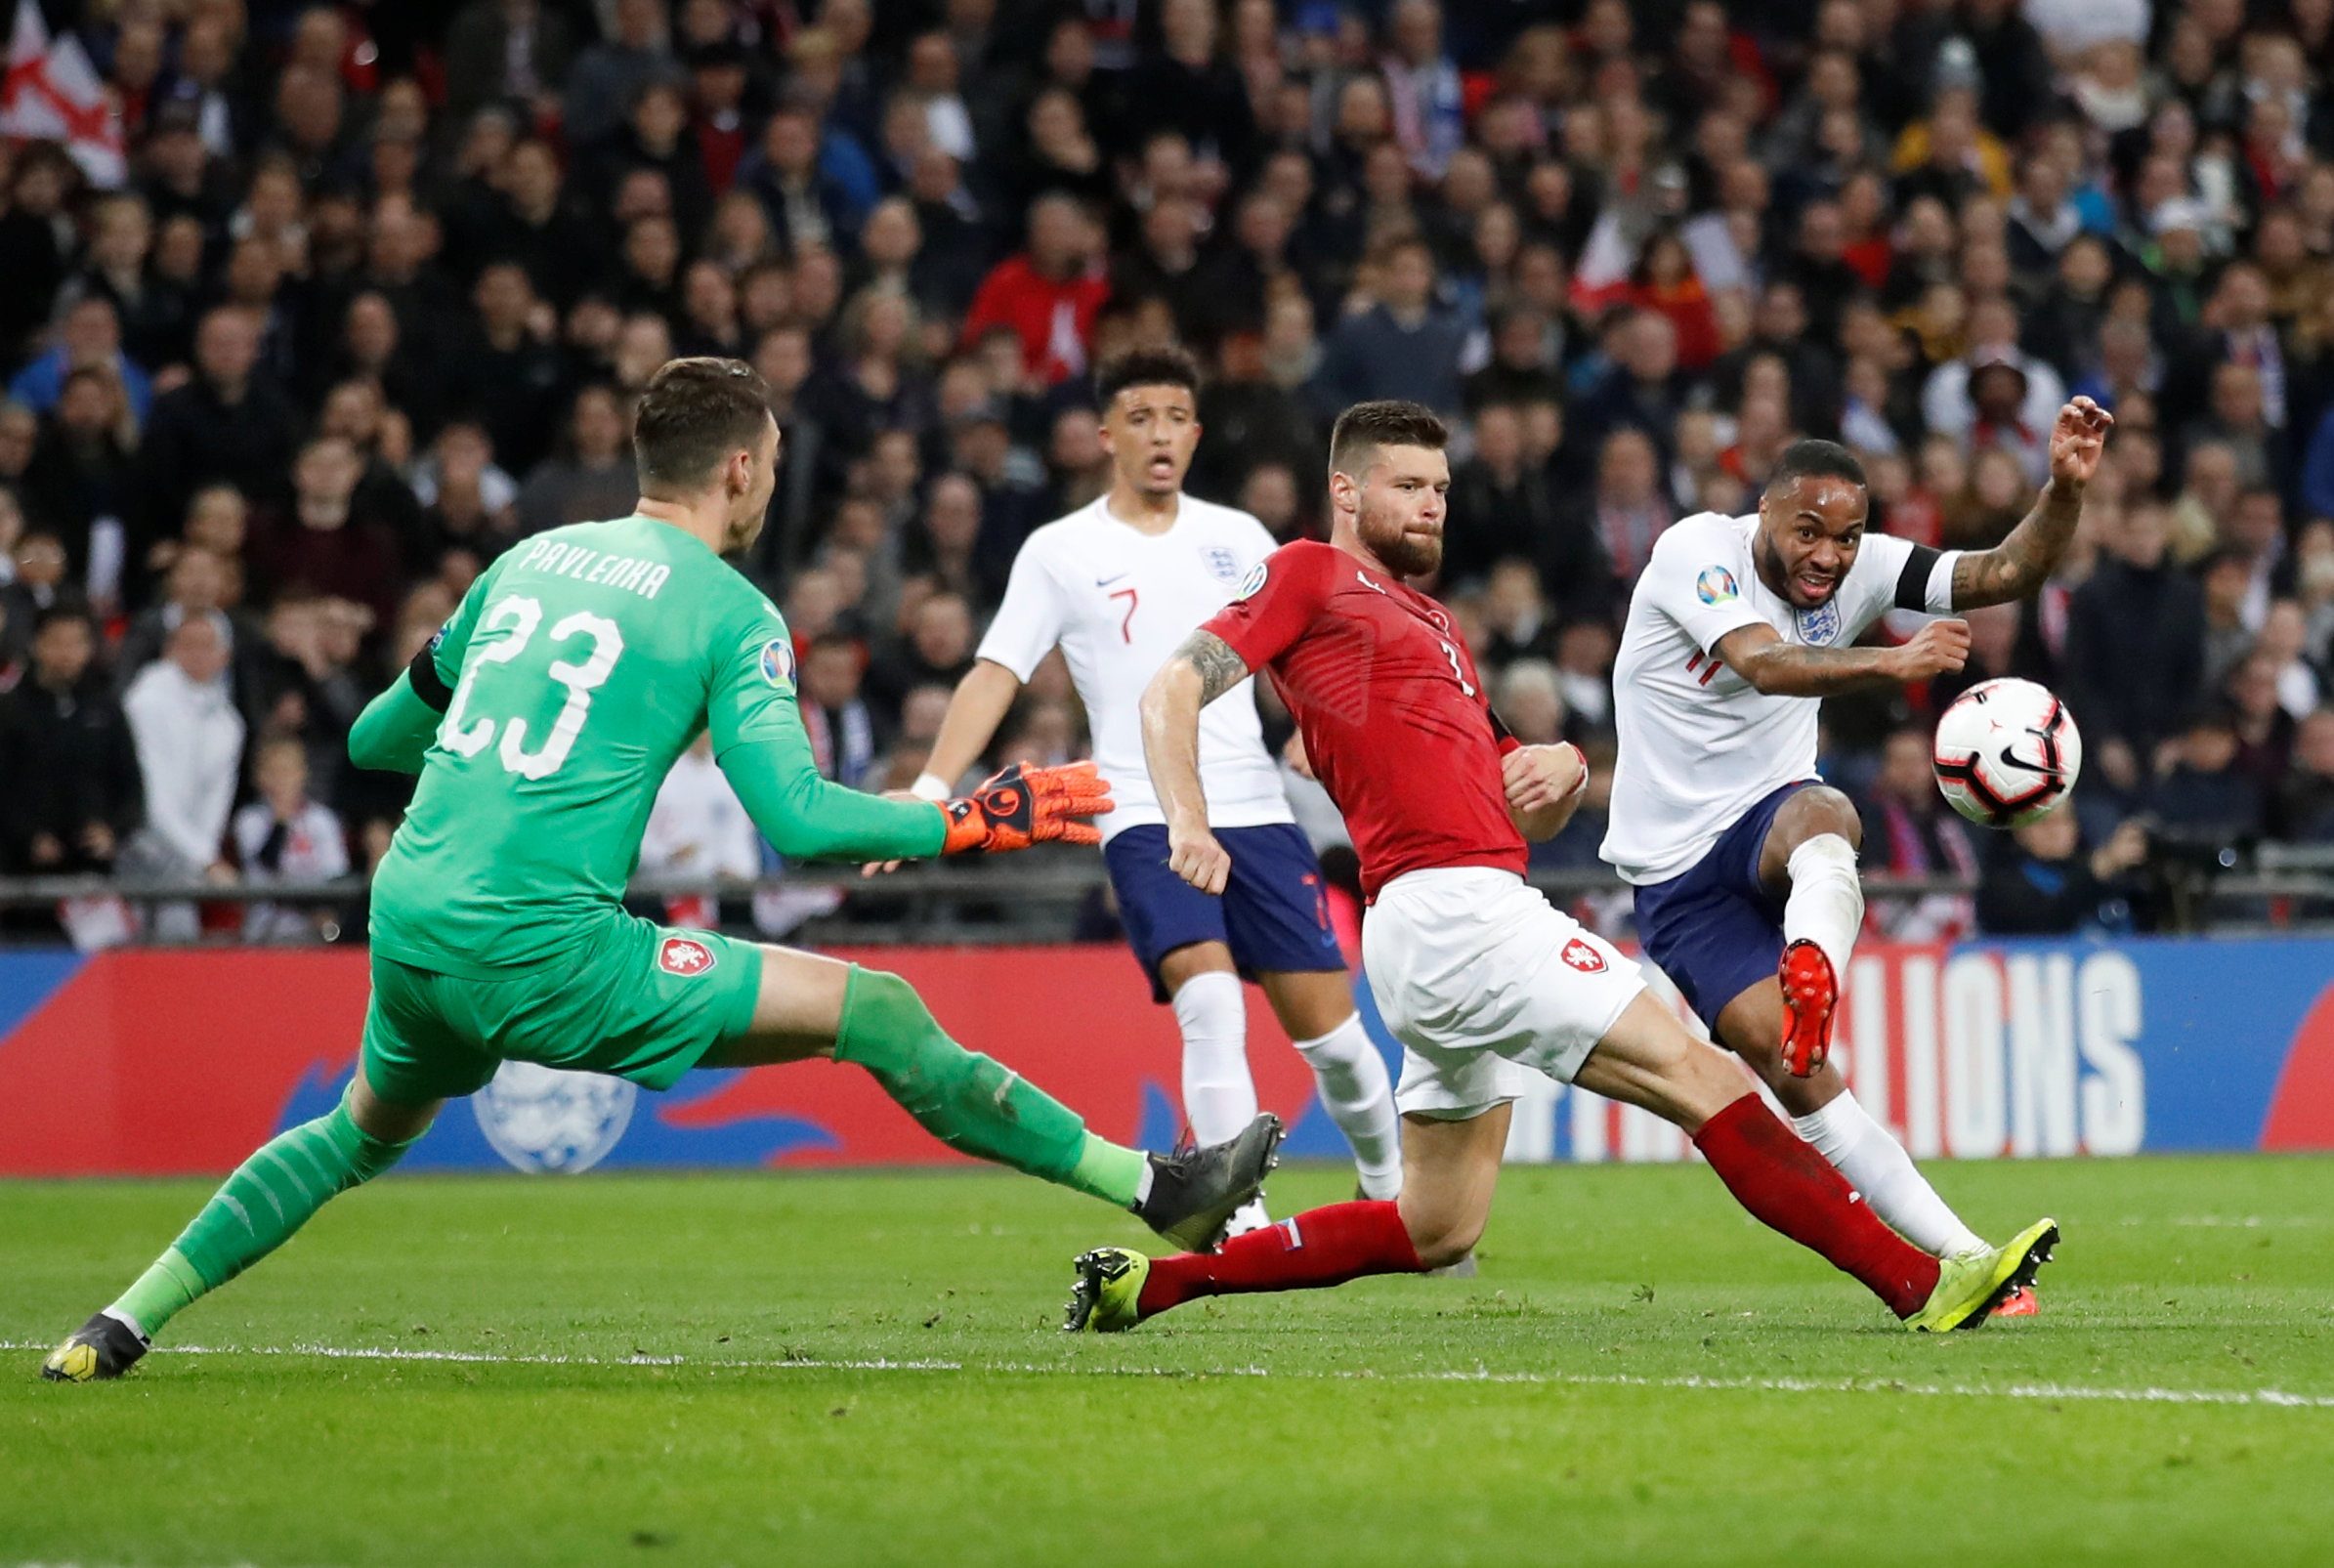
[9, 1339, 2331, 1410]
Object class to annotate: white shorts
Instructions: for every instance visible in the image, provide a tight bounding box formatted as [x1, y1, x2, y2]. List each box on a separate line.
[1362, 867, 1645, 1121]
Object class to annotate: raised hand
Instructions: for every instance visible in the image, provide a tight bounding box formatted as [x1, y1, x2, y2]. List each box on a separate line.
[938, 761, 1114, 854]
[2049, 396, 2114, 488]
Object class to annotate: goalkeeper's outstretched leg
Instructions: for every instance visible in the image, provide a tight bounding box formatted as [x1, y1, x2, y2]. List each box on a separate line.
[44, 938, 1277, 1381]
[702, 946, 1281, 1250]
[43, 1070, 439, 1380]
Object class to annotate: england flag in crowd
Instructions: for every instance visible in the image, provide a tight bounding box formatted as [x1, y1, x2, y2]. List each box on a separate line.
[0, 0, 126, 187]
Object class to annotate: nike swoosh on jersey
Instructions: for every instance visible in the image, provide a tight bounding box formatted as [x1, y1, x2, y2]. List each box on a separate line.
[1095, 573, 1129, 586]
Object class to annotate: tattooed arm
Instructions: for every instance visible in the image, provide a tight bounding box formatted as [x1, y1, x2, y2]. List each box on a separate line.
[1140, 629, 1252, 895]
[1717, 618, 1971, 694]
[1950, 397, 2115, 610]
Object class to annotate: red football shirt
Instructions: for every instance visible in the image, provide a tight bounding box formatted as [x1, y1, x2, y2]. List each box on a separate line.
[1203, 539, 1526, 901]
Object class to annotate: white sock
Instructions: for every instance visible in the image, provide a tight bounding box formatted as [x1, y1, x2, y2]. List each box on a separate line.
[1794, 1089, 1985, 1257]
[101, 1306, 149, 1342]
[1225, 1197, 1273, 1236]
[1172, 971, 1256, 1145]
[1294, 1013, 1404, 1199]
[1783, 833, 1863, 975]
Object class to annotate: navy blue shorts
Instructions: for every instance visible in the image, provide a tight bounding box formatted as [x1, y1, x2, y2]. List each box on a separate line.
[1631, 780, 1816, 1027]
[1102, 823, 1345, 1002]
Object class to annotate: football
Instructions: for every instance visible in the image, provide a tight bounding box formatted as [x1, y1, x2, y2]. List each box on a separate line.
[1931, 678, 2084, 828]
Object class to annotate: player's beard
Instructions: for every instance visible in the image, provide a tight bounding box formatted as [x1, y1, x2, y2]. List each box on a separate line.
[1758, 531, 1836, 609]
[1357, 500, 1443, 577]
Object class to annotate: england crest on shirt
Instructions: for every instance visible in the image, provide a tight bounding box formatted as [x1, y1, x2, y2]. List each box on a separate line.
[1201, 545, 1242, 585]
[1796, 599, 1843, 647]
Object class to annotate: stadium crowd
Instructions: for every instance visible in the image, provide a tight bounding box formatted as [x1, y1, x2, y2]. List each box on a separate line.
[5, 0, 2334, 946]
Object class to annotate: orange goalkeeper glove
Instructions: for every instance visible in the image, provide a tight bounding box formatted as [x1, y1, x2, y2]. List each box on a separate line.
[938, 761, 1114, 854]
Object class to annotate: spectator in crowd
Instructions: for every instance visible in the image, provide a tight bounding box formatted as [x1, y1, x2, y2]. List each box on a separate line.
[1573, 310, 1688, 463]
[563, 0, 680, 152]
[2277, 707, 2334, 841]
[137, 308, 297, 550]
[2225, 487, 2293, 628]
[1444, 403, 1556, 588]
[2227, 654, 2299, 795]
[66, 192, 188, 372]
[2259, 600, 2324, 719]
[1566, 427, 1672, 592]
[2151, 707, 2267, 850]
[445, 262, 566, 476]
[1923, 297, 2068, 443]
[796, 631, 877, 789]
[867, 589, 974, 725]
[120, 615, 245, 903]
[1478, 559, 1559, 668]
[231, 734, 350, 943]
[248, 594, 369, 796]
[1312, 235, 1467, 416]
[20, 365, 140, 593]
[1859, 727, 1981, 940]
[1975, 807, 2149, 936]
[8, 296, 153, 424]
[443, 0, 579, 128]
[514, 384, 636, 535]
[637, 732, 762, 928]
[1, 531, 78, 657]
[0, 609, 141, 877]
[2065, 503, 2205, 797]
[114, 545, 254, 699]
[249, 437, 405, 632]
[959, 193, 1108, 388]
[2199, 548, 2263, 693]
[1552, 619, 1618, 739]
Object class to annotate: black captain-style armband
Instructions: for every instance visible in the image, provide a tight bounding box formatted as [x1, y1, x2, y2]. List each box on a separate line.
[407, 638, 455, 712]
[1893, 543, 1944, 613]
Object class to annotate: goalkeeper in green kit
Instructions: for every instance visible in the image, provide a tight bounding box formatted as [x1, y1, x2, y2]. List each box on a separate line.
[43, 358, 1281, 1382]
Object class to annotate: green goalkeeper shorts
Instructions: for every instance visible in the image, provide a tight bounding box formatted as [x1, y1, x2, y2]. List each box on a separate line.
[359, 914, 766, 1104]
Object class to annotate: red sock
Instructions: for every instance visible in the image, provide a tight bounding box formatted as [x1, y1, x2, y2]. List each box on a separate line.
[1135, 1201, 1424, 1319]
[1692, 1093, 1941, 1318]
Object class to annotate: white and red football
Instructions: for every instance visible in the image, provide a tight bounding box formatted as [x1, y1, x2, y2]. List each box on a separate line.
[1931, 678, 2084, 828]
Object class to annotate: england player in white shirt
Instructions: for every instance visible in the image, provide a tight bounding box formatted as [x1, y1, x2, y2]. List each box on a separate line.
[1602, 405, 2109, 1307]
[902, 349, 1403, 1230]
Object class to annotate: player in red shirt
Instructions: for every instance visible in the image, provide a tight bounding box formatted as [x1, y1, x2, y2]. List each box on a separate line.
[1063, 400, 2058, 1334]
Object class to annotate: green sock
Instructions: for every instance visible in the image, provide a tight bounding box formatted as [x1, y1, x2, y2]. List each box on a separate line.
[1070, 1134, 1149, 1210]
[834, 966, 1147, 1208]
[106, 1090, 416, 1339]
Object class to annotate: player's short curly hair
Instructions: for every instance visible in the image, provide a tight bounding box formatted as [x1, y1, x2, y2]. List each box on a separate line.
[1094, 346, 1202, 407]
[1765, 439, 1867, 494]
[1329, 400, 1448, 481]
[633, 357, 773, 492]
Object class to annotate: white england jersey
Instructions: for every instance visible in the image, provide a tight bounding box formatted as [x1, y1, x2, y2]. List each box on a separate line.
[1600, 511, 1960, 884]
[977, 494, 1292, 841]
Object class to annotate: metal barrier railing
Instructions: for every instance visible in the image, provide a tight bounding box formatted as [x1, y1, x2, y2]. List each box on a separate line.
[3, 859, 2329, 945]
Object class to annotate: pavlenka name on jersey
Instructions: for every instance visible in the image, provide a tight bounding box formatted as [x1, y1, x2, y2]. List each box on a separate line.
[509, 536, 674, 600]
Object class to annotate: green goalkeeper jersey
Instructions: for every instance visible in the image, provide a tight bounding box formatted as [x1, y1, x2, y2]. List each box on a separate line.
[367, 515, 936, 979]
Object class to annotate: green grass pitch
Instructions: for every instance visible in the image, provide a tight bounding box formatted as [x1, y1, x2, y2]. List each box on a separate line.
[6, 1155, 2333, 1567]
